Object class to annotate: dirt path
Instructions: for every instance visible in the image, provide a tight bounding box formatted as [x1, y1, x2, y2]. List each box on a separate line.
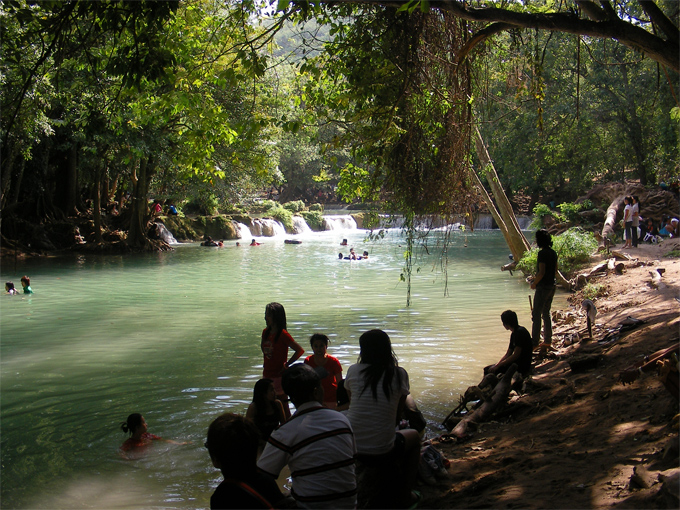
[422, 240, 680, 509]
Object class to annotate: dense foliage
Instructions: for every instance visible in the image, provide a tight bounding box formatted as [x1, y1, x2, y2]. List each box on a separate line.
[1, 0, 677, 253]
[517, 227, 599, 277]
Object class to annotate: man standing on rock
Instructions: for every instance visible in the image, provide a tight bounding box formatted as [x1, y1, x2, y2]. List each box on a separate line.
[530, 229, 558, 349]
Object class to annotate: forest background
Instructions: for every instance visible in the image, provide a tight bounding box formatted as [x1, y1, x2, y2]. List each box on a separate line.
[1, 0, 678, 257]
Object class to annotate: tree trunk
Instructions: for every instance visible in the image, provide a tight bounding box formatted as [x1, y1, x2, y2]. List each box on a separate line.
[127, 157, 150, 248]
[127, 156, 158, 249]
[66, 144, 78, 215]
[1, 143, 18, 210]
[473, 127, 531, 262]
[450, 364, 518, 439]
[93, 166, 103, 244]
[601, 195, 625, 245]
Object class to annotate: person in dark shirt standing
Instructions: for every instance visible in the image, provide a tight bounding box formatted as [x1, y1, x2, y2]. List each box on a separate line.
[530, 229, 558, 349]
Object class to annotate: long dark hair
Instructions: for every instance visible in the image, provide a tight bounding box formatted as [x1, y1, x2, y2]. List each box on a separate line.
[120, 413, 143, 436]
[252, 378, 274, 418]
[358, 329, 401, 400]
[261, 302, 287, 346]
[535, 229, 552, 249]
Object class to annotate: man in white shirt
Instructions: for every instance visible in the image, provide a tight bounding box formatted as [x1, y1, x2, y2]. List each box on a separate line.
[257, 364, 357, 509]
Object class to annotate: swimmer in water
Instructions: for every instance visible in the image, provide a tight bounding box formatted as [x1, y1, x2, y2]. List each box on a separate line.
[119, 413, 186, 459]
[20, 276, 33, 294]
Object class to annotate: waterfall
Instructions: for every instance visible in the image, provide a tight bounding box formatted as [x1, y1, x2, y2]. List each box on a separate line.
[517, 216, 533, 230]
[473, 214, 534, 230]
[234, 222, 252, 239]
[157, 223, 178, 244]
[252, 218, 287, 237]
[292, 215, 312, 234]
[322, 215, 358, 230]
[473, 215, 495, 230]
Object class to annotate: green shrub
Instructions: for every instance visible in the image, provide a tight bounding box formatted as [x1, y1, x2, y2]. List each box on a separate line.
[266, 203, 294, 232]
[249, 199, 277, 213]
[309, 203, 324, 212]
[517, 227, 598, 277]
[301, 210, 325, 231]
[283, 200, 306, 213]
[582, 283, 606, 300]
[220, 203, 246, 215]
[666, 249, 680, 258]
[516, 247, 539, 275]
[530, 203, 560, 229]
[557, 202, 583, 223]
[185, 194, 219, 216]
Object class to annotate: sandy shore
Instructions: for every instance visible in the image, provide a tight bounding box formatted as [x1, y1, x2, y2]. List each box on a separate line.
[421, 239, 680, 509]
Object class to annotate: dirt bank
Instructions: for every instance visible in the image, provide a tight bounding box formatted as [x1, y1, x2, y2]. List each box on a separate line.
[422, 240, 680, 509]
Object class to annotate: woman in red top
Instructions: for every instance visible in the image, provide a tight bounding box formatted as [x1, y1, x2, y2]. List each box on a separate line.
[304, 333, 343, 409]
[119, 413, 185, 459]
[261, 302, 304, 418]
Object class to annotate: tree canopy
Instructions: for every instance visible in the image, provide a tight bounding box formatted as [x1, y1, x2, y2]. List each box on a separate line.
[1, 0, 677, 254]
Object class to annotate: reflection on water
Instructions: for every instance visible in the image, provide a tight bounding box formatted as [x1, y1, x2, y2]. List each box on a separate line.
[0, 228, 567, 509]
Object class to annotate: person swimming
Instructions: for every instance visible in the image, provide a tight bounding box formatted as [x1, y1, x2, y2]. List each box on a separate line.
[5, 281, 18, 295]
[20, 276, 33, 294]
[119, 413, 186, 459]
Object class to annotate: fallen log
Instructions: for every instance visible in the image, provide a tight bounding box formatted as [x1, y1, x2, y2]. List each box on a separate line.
[606, 258, 626, 274]
[449, 364, 518, 439]
[609, 250, 635, 261]
[586, 261, 609, 277]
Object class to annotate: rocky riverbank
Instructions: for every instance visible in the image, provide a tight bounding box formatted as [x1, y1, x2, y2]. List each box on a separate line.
[421, 240, 680, 509]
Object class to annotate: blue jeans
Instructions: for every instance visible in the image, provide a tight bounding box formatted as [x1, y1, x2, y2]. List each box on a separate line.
[532, 285, 556, 346]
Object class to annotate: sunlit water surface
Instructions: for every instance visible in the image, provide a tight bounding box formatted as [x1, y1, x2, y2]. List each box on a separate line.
[1, 228, 567, 509]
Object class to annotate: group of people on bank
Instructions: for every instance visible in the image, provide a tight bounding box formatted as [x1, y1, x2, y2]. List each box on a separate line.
[623, 195, 678, 246]
[120, 229, 560, 509]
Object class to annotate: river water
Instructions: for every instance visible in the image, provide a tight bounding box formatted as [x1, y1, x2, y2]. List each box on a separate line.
[0, 224, 566, 509]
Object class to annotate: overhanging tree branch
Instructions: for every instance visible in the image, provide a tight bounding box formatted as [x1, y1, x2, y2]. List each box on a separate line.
[324, 1, 679, 72]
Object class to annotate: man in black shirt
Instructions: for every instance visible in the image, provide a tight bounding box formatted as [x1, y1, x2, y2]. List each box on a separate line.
[531, 229, 558, 348]
[485, 310, 533, 379]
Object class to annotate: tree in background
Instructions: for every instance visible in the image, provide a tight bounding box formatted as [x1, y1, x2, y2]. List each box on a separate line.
[1, 0, 280, 249]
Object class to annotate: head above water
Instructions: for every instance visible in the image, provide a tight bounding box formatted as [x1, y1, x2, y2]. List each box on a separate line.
[282, 363, 322, 406]
[20, 275, 30, 287]
[120, 413, 145, 436]
[206, 413, 260, 476]
[535, 229, 553, 249]
[5, 281, 15, 292]
[500, 310, 519, 329]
